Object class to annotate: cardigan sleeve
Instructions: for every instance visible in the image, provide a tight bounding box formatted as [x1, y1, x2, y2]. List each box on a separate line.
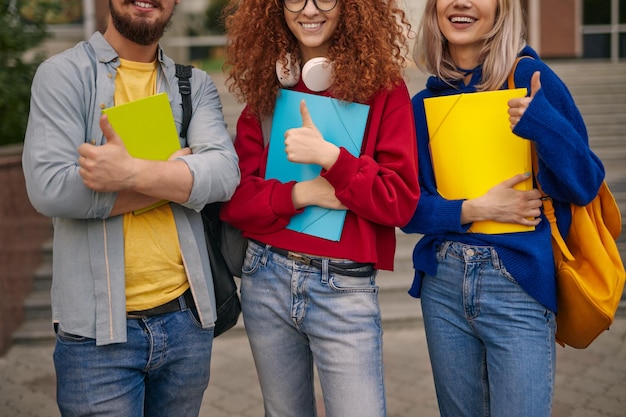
[512, 58, 604, 206]
[402, 91, 470, 235]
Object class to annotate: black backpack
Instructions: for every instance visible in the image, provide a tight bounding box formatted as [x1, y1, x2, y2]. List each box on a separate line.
[175, 64, 242, 337]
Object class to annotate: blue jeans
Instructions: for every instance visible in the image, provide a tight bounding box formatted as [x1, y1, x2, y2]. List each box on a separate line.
[421, 241, 556, 417]
[241, 241, 385, 417]
[53, 302, 214, 417]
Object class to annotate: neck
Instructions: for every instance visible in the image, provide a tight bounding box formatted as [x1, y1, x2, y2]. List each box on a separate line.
[103, 26, 158, 63]
[448, 44, 481, 71]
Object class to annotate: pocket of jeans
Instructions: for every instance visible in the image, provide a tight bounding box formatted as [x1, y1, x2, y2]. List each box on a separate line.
[56, 328, 90, 343]
[328, 273, 378, 293]
[241, 250, 261, 276]
[185, 306, 205, 329]
[497, 261, 520, 285]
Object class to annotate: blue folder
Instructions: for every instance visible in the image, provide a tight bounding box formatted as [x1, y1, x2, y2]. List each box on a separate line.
[265, 89, 370, 241]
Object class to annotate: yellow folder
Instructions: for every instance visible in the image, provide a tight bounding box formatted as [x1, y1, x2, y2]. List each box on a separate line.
[424, 88, 533, 234]
[102, 92, 181, 214]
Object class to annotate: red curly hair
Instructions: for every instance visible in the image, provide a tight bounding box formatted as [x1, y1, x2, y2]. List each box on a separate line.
[223, 0, 412, 118]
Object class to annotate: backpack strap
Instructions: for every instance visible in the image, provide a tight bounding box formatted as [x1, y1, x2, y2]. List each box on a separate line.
[509, 57, 575, 262]
[175, 62, 270, 148]
[175, 63, 193, 139]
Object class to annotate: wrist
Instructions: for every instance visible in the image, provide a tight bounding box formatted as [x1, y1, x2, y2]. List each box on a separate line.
[292, 182, 309, 209]
[319, 144, 340, 170]
[461, 198, 487, 224]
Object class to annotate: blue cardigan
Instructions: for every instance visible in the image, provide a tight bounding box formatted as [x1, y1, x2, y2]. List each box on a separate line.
[402, 46, 605, 311]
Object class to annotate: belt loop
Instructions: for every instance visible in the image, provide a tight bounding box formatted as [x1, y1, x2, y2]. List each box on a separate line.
[261, 243, 271, 266]
[321, 258, 329, 283]
[437, 240, 453, 261]
[490, 247, 500, 269]
[178, 292, 188, 310]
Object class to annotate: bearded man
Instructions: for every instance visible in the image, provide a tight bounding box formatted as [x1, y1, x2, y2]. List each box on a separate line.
[22, 1, 239, 415]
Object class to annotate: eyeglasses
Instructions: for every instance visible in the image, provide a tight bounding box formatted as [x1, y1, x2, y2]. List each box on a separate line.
[283, 0, 338, 13]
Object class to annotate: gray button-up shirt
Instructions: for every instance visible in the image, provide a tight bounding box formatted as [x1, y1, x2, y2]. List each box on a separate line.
[22, 32, 239, 345]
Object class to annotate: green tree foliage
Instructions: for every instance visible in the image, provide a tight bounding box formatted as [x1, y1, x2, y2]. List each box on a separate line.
[205, 0, 228, 34]
[0, 1, 51, 145]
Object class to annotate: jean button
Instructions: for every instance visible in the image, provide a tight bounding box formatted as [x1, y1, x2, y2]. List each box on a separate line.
[465, 249, 475, 257]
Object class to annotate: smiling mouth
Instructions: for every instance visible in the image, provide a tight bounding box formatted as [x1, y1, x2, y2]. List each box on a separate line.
[134, 1, 156, 9]
[301, 22, 323, 30]
[450, 16, 476, 24]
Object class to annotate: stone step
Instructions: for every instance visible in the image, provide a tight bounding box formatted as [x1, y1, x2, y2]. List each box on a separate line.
[593, 147, 626, 163]
[11, 319, 56, 345]
[32, 263, 52, 292]
[567, 81, 626, 92]
[548, 62, 626, 77]
[589, 135, 626, 147]
[577, 102, 626, 115]
[587, 124, 626, 137]
[584, 113, 626, 126]
[23, 290, 52, 321]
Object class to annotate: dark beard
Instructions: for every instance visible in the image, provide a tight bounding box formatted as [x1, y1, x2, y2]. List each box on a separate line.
[109, 0, 173, 46]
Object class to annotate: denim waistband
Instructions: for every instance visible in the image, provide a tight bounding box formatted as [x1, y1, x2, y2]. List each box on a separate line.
[439, 241, 501, 265]
[250, 240, 375, 277]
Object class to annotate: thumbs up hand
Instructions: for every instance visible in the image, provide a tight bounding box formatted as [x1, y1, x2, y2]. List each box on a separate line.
[508, 71, 542, 130]
[78, 114, 137, 192]
[284, 99, 340, 170]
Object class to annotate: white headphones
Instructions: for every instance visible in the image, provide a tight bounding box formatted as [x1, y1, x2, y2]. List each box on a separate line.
[276, 53, 334, 92]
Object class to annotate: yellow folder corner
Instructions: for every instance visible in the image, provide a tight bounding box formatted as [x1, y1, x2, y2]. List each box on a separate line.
[424, 88, 534, 234]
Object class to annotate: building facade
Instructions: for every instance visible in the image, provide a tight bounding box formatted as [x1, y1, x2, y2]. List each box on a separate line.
[527, 0, 626, 61]
[29, 1, 626, 63]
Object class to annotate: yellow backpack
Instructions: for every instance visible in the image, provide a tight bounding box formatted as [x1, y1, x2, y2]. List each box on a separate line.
[542, 183, 625, 348]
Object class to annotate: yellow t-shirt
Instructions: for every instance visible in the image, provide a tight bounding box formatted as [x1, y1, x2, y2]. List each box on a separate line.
[115, 58, 189, 311]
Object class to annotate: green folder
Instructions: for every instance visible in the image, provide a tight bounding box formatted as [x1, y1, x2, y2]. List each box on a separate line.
[102, 92, 181, 214]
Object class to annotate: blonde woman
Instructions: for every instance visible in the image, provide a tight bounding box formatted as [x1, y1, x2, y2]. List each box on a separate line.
[402, 1, 604, 416]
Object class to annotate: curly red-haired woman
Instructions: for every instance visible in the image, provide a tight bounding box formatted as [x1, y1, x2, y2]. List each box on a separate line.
[220, 0, 420, 415]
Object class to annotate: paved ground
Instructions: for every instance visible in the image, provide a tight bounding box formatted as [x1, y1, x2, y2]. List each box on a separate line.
[1, 313, 625, 417]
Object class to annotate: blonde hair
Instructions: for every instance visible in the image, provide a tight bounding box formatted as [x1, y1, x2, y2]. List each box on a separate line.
[413, 0, 526, 91]
[223, 0, 412, 118]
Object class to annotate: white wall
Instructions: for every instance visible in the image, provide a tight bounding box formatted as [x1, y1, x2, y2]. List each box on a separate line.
[402, 0, 426, 28]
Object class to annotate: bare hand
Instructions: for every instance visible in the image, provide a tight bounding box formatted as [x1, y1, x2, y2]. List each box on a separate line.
[169, 147, 192, 160]
[462, 173, 543, 227]
[77, 114, 138, 192]
[284, 100, 340, 170]
[292, 176, 347, 210]
[508, 71, 541, 130]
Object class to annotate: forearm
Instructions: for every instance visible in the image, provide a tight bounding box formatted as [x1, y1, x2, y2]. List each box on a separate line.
[109, 190, 161, 217]
[126, 158, 193, 203]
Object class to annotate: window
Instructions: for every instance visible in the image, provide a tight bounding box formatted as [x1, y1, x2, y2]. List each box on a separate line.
[582, 0, 625, 59]
[584, 0, 611, 24]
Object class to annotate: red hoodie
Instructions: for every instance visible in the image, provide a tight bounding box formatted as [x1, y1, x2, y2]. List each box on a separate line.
[221, 80, 419, 271]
